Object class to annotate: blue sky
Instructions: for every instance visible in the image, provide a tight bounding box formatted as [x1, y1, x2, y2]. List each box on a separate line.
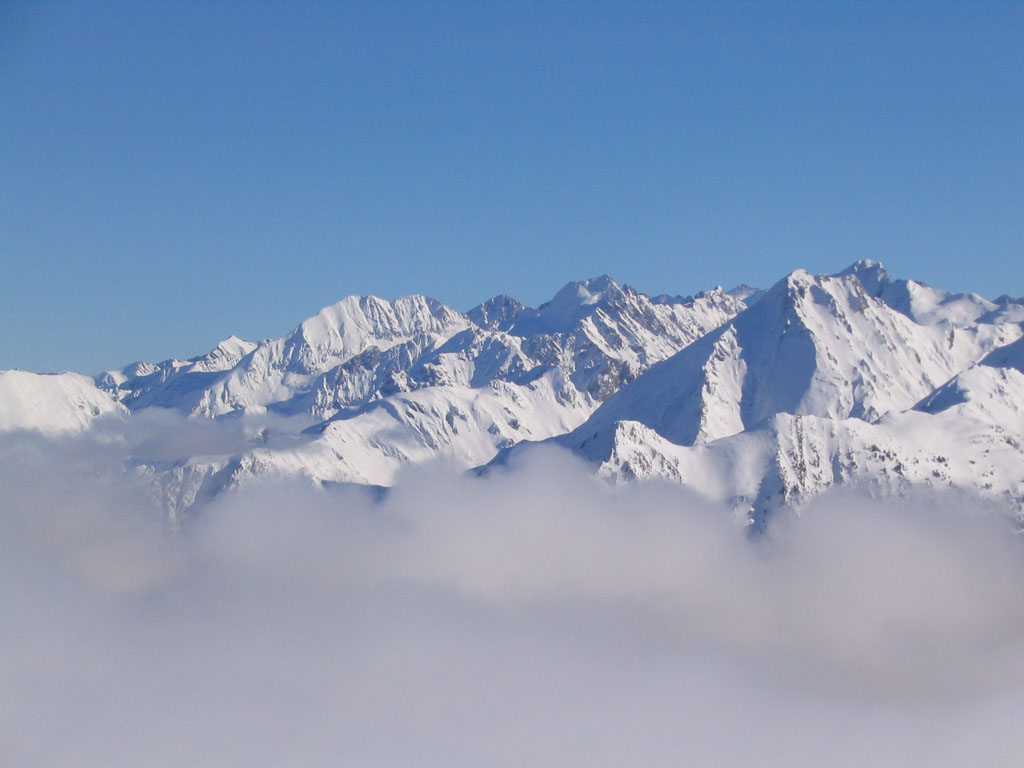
[2, 1, 1022, 373]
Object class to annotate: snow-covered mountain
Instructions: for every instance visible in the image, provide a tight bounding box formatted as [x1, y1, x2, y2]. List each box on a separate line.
[553, 267, 1018, 446]
[3, 262, 1023, 524]
[515, 264, 1024, 521]
[97, 276, 745, 420]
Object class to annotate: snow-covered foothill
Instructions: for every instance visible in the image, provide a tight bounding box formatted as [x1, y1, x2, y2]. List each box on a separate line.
[0, 370, 126, 435]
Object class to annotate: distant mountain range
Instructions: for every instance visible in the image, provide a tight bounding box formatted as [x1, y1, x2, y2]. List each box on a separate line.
[3, 261, 1023, 525]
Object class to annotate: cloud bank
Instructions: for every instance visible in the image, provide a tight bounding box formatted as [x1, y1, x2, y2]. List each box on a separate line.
[3, 425, 1024, 767]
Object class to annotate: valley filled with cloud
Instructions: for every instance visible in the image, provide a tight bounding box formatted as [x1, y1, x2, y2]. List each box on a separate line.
[4, 423, 1024, 766]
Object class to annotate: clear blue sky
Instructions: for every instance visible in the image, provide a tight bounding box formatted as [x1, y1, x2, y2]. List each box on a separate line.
[2, 1, 1022, 373]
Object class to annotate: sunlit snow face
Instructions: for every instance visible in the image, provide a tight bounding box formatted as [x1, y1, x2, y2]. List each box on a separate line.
[4, 431, 1024, 767]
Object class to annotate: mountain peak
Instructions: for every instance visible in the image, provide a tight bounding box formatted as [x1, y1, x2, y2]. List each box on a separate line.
[212, 335, 256, 356]
[508, 275, 627, 336]
[547, 275, 624, 307]
[725, 284, 762, 303]
[784, 268, 815, 288]
[836, 259, 892, 295]
[756, 268, 816, 308]
[467, 294, 526, 332]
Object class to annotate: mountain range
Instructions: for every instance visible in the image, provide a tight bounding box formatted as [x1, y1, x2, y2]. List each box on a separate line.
[3, 260, 1023, 526]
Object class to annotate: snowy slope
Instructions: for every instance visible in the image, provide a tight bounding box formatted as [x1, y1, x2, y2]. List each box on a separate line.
[567, 406, 1024, 526]
[247, 370, 591, 486]
[0, 370, 126, 434]
[140, 370, 596, 518]
[915, 338, 1024, 438]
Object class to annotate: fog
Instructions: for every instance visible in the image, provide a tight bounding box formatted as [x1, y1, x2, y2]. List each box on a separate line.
[4, 425, 1024, 766]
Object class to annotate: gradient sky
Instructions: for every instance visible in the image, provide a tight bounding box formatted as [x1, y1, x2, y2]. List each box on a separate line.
[2, 0, 1022, 373]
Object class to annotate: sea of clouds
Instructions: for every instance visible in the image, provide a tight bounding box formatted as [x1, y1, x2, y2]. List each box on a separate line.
[4, 416, 1024, 766]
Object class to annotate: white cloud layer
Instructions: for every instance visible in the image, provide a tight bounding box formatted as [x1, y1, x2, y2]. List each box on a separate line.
[4, 427, 1024, 766]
